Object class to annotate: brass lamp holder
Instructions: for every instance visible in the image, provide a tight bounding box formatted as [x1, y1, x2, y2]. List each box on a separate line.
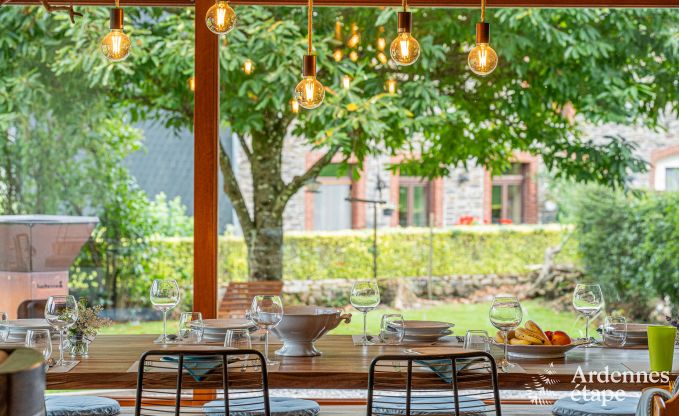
[302, 55, 316, 77]
[109, 8, 124, 30]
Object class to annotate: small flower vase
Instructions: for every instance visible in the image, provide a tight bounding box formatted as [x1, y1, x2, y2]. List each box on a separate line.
[67, 333, 93, 357]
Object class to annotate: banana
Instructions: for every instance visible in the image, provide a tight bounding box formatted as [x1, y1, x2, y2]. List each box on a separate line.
[494, 330, 516, 343]
[525, 320, 552, 345]
[510, 338, 532, 346]
[515, 327, 543, 345]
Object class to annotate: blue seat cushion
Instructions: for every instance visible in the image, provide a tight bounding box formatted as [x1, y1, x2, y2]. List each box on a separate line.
[45, 395, 120, 416]
[372, 395, 489, 415]
[552, 396, 639, 416]
[203, 396, 320, 416]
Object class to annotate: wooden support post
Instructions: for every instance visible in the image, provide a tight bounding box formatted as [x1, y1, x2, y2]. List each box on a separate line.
[193, 0, 219, 319]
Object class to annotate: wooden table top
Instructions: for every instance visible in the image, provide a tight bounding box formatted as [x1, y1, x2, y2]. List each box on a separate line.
[44, 334, 676, 391]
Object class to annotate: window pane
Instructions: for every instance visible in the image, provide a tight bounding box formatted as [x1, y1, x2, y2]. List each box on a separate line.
[502, 163, 523, 175]
[507, 184, 522, 224]
[666, 168, 679, 191]
[398, 186, 408, 226]
[313, 184, 352, 230]
[412, 186, 427, 227]
[491, 185, 502, 224]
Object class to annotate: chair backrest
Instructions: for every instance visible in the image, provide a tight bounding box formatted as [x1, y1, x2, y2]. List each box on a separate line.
[218, 281, 284, 319]
[367, 351, 501, 416]
[135, 349, 270, 416]
[17, 299, 46, 319]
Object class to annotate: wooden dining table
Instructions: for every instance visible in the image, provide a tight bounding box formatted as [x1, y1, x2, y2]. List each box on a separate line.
[45, 334, 677, 392]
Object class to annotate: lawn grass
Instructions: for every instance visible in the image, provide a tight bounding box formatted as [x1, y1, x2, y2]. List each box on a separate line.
[100, 299, 591, 339]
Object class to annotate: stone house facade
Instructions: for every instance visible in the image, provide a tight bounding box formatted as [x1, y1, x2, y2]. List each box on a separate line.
[232, 117, 679, 232]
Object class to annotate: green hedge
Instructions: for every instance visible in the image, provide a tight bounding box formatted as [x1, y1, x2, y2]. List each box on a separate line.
[574, 188, 679, 317]
[150, 225, 579, 282]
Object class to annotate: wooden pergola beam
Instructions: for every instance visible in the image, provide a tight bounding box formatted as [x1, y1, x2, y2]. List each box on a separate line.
[5, 0, 679, 7]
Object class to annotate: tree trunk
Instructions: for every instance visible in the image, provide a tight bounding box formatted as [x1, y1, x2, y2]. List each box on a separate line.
[246, 214, 284, 281]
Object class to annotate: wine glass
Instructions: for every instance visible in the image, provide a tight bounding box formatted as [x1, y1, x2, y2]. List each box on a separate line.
[225, 329, 253, 371]
[350, 280, 380, 346]
[489, 295, 523, 370]
[250, 295, 283, 365]
[572, 283, 604, 346]
[178, 312, 203, 343]
[45, 295, 78, 367]
[0, 312, 9, 342]
[150, 279, 180, 344]
[603, 315, 627, 348]
[25, 329, 52, 363]
[379, 314, 405, 345]
[464, 330, 490, 353]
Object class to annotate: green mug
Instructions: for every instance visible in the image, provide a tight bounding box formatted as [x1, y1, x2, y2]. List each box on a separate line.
[648, 325, 677, 372]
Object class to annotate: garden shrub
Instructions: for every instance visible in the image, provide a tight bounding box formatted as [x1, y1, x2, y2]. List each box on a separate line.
[573, 187, 679, 317]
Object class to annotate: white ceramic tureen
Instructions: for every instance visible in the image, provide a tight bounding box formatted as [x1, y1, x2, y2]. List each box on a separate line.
[271, 306, 351, 357]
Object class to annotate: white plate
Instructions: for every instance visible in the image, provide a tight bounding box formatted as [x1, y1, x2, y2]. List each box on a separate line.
[391, 321, 454, 334]
[493, 341, 585, 359]
[403, 330, 454, 342]
[197, 319, 258, 332]
[7, 319, 51, 330]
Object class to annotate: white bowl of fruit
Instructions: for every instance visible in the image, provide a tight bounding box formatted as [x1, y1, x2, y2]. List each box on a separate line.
[492, 320, 586, 359]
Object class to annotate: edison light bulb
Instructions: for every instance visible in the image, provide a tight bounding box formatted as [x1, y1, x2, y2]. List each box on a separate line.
[205, 0, 236, 35]
[385, 79, 397, 95]
[376, 37, 387, 52]
[377, 52, 388, 65]
[188, 76, 195, 92]
[101, 29, 131, 62]
[242, 59, 254, 75]
[101, 9, 130, 62]
[390, 12, 419, 66]
[468, 43, 498, 76]
[295, 76, 325, 110]
[468, 22, 498, 76]
[290, 98, 300, 114]
[333, 49, 343, 62]
[341, 75, 351, 90]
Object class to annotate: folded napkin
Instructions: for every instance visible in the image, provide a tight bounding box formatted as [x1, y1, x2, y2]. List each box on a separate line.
[161, 355, 223, 381]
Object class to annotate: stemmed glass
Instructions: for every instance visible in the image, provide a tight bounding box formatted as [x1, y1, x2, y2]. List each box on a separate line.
[603, 315, 627, 348]
[250, 295, 283, 365]
[45, 295, 78, 367]
[150, 279, 180, 344]
[225, 329, 253, 372]
[350, 280, 380, 346]
[489, 295, 523, 370]
[25, 329, 53, 363]
[572, 283, 604, 346]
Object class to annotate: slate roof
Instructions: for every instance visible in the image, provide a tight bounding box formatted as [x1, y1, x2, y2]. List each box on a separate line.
[125, 120, 235, 232]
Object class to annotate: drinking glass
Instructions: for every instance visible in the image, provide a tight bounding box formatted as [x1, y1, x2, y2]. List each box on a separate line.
[489, 295, 523, 370]
[350, 280, 380, 346]
[379, 314, 405, 345]
[572, 283, 604, 346]
[25, 329, 52, 362]
[464, 330, 490, 352]
[178, 312, 204, 343]
[250, 295, 283, 365]
[45, 295, 78, 367]
[150, 279, 180, 344]
[225, 329, 253, 371]
[0, 312, 9, 342]
[603, 315, 627, 348]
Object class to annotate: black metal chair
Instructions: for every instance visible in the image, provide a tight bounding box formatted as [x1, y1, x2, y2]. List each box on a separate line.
[134, 349, 270, 416]
[367, 351, 502, 416]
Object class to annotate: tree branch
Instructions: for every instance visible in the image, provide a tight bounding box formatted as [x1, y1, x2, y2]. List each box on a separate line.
[219, 140, 254, 235]
[237, 134, 254, 164]
[272, 145, 341, 215]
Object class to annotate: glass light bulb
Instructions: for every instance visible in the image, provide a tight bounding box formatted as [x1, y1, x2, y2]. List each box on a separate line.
[290, 98, 300, 114]
[377, 52, 388, 65]
[390, 32, 420, 66]
[385, 79, 397, 94]
[205, 0, 236, 35]
[468, 43, 498, 76]
[376, 37, 386, 52]
[333, 49, 343, 62]
[341, 75, 351, 90]
[188, 76, 195, 92]
[101, 29, 131, 62]
[295, 76, 325, 110]
[242, 59, 254, 75]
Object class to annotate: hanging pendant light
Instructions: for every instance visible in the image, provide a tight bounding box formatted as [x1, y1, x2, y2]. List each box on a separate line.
[101, 0, 131, 62]
[188, 76, 196, 92]
[390, 0, 420, 66]
[205, 0, 236, 35]
[290, 98, 300, 114]
[242, 59, 254, 75]
[385, 79, 398, 95]
[341, 75, 352, 90]
[468, 0, 498, 76]
[294, 0, 324, 110]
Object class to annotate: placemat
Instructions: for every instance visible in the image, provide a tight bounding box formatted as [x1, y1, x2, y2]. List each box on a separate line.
[47, 360, 79, 373]
[127, 359, 281, 373]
